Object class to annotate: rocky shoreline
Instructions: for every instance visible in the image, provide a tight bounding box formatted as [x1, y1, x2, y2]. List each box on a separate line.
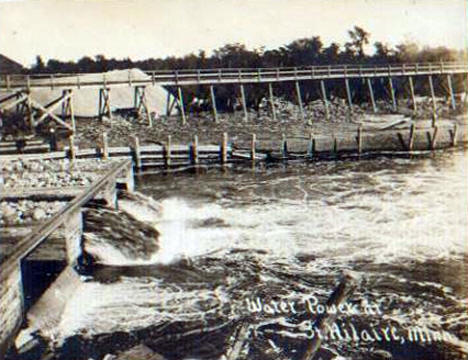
[73, 97, 464, 148]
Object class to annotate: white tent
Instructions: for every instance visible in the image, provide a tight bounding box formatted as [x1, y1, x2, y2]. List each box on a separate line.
[1, 69, 179, 118]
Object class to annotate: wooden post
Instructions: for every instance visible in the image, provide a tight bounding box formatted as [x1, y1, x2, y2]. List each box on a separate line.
[452, 123, 458, 147]
[295, 80, 306, 123]
[132, 136, 141, 169]
[210, 85, 218, 123]
[68, 135, 75, 160]
[300, 272, 359, 360]
[307, 133, 315, 159]
[177, 86, 186, 125]
[239, 84, 248, 122]
[388, 77, 397, 112]
[320, 80, 330, 120]
[431, 125, 438, 150]
[408, 123, 415, 151]
[191, 135, 199, 165]
[268, 83, 277, 121]
[281, 133, 288, 159]
[221, 132, 228, 164]
[69, 91, 75, 133]
[250, 133, 256, 162]
[101, 132, 109, 159]
[428, 75, 437, 120]
[408, 76, 417, 112]
[357, 125, 362, 155]
[345, 78, 353, 110]
[446, 74, 456, 110]
[367, 78, 377, 113]
[98, 88, 112, 122]
[26, 93, 35, 132]
[165, 135, 172, 167]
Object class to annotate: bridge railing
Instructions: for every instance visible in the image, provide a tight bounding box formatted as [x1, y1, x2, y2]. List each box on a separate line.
[0, 62, 467, 90]
[0, 159, 132, 278]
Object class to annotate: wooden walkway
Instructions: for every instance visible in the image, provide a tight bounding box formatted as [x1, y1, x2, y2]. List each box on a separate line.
[0, 159, 133, 356]
[1, 62, 467, 90]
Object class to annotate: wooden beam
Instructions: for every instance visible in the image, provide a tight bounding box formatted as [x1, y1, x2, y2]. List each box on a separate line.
[408, 76, 417, 112]
[295, 80, 306, 123]
[34, 92, 72, 126]
[210, 84, 218, 123]
[428, 75, 437, 119]
[30, 99, 72, 130]
[239, 84, 248, 122]
[177, 86, 186, 125]
[344, 78, 353, 110]
[388, 77, 397, 111]
[98, 88, 112, 122]
[367, 78, 377, 113]
[320, 80, 330, 120]
[446, 74, 456, 110]
[268, 82, 277, 121]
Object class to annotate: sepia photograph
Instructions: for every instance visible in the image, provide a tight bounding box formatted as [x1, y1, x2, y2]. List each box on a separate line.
[0, 0, 467, 359]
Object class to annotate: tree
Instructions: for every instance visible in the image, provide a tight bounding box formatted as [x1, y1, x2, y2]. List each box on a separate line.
[345, 26, 370, 59]
[32, 55, 46, 73]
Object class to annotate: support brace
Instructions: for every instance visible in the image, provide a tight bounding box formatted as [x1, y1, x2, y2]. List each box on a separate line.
[98, 88, 112, 122]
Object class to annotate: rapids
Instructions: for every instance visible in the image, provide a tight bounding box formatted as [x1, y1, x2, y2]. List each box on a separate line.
[15, 148, 468, 360]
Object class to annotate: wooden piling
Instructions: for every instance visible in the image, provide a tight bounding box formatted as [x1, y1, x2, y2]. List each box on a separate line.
[101, 132, 109, 159]
[268, 83, 277, 121]
[165, 135, 172, 167]
[26, 93, 35, 132]
[367, 78, 377, 113]
[68, 135, 75, 160]
[431, 125, 438, 150]
[345, 78, 353, 110]
[452, 123, 458, 147]
[408, 76, 417, 112]
[191, 135, 199, 165]
[177, 86, 186, 125]
[98, 88, 112, 122]
[239, 84, 248, 122]
[408, 123, 415, 151]
[210, 85, 218, 123]
[295, 80, 306, 123]
[221, 132, 228, 164]
[320, 80, 330, 120]
[388, 77, 397, 111]
[250, 133, 256, 162]
[281, 133, 288, 159]
[132, 136, 141, 169]
[357, 125, 362, 155]
[428, 75, 437, 120]
[300, 272, 359, 360]
[446, 74, 456, 110]
[307, 133, 315, 159]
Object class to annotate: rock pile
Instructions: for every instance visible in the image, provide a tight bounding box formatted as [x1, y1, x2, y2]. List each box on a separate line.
[1, 159, 119, 189]
[0, 200, 66, 226]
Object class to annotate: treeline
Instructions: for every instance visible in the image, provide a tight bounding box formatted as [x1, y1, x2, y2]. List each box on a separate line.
[30, 26, 463, 74]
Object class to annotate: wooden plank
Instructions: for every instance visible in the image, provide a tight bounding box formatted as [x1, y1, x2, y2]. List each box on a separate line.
[295, 80, 305, 122]
[177, 86, 186, 125]
[268, 83, 277, 121]
[210, 85, 218, 123]
[239, 84, 248, 122]
[320, 80, 330, 120]
[367, 78, 377, 113]
[408, 76, 417, 112]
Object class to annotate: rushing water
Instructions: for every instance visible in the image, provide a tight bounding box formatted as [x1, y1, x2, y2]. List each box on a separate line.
[18, 148, 468, 360]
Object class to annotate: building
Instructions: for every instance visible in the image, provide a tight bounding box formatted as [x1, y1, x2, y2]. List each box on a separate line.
[0, 54, 24, 74]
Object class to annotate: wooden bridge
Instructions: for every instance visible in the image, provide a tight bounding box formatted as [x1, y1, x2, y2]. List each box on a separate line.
[1, 62, 467, 129]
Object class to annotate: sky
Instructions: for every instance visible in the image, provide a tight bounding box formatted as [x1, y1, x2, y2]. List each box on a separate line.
[0, 0, 466, 67]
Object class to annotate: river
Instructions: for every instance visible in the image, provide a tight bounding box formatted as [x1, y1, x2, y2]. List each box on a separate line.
[18, 148, 468, 360]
